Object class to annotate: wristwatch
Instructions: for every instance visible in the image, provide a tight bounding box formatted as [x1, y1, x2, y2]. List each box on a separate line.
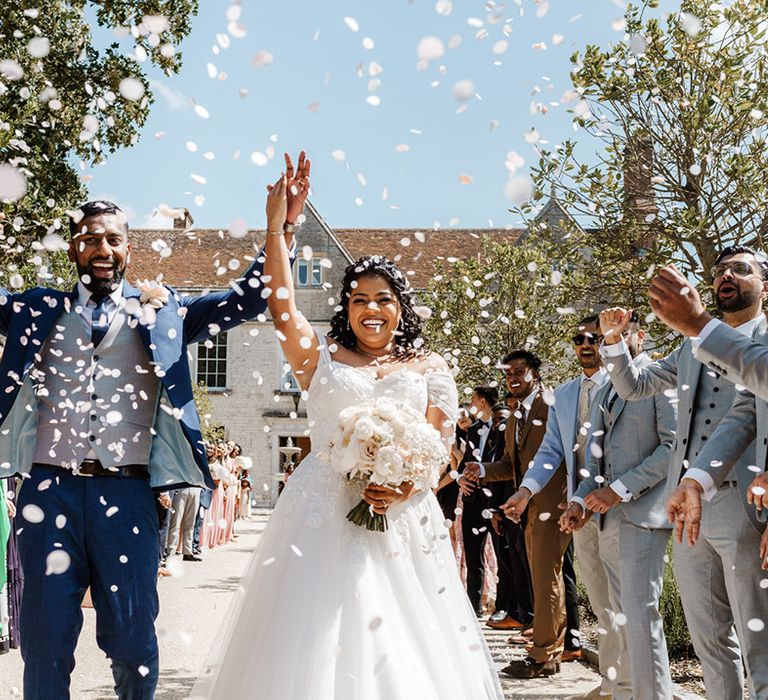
[283, 221, 297, 234]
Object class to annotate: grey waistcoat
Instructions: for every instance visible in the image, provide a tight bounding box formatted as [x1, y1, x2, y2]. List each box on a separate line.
[32, 305, 160, 468]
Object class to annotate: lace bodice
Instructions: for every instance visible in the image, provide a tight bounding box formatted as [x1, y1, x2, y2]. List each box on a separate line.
[306, 355, 458, 449]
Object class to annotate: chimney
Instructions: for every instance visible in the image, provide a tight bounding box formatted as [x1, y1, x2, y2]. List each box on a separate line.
[623, 135, 657, 222]
[172, 207, 194, 230]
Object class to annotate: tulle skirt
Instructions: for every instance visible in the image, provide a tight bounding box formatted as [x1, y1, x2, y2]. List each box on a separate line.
[192, 453, 504, 700]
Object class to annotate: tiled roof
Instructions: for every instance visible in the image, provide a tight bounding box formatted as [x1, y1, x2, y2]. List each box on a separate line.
[334, 228, 524, 288]
[127, 226, 525, 290]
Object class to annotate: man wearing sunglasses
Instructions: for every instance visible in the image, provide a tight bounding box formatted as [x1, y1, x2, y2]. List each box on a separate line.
[501, 317, 632, 698]
[599, 245, 768, 698]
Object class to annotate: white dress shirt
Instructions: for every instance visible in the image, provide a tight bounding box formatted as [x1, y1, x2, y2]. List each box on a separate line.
[76, 280, 124, 333]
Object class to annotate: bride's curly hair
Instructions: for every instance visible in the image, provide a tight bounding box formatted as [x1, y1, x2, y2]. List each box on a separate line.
[328, 256, 429, 359]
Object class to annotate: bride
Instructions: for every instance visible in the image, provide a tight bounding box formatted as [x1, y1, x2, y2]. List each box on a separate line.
[193, 155, 504, 700]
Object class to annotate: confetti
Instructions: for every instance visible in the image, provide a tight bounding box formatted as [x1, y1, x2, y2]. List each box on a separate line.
[119, 77, 145, 101]
[45, 550, 71, 575]
[0, 165, 27, 202]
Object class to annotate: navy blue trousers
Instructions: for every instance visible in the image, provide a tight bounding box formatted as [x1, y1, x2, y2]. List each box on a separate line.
[17, 466, 159, 700]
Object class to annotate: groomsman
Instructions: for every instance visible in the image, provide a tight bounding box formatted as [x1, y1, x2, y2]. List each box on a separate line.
[501, 319, 631, 697]
[561, 312, 676, 699]
[483, 403, 531, 632]
[599, 246, 768, 698]
[458, 384, 499, 615]
[465, 350, 577, 678]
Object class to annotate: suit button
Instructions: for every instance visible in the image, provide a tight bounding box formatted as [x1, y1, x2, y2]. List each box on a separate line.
[682, 438, 687, 445]
[702, 435, 707, 441]
[709, 403, 716, 409]
[89, 435, 95, 442]
[90, 414, 96, 421]
[93, 355, 100, 362]
[688, 408, 692, 414]
[92, 394, 97, 401]
[705, 419, 711, 425]
[713, 387, 719, 392]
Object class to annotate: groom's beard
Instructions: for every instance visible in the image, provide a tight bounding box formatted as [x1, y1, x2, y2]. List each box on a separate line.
[715, 283, 760, 313]
[76, 260, 126, 296]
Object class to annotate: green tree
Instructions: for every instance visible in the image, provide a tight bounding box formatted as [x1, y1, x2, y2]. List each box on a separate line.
[0, 0, 198, 289]
[192, 381, 226, 443]
[422, 237, 590, 394]
[524, 0, 768, 314]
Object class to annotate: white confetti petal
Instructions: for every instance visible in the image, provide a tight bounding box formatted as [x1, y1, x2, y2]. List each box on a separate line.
[0, 164, 27, 202]
[22, 504, 44, 523]
[45, 550, 71, 575]
[119, 77, 145, 101]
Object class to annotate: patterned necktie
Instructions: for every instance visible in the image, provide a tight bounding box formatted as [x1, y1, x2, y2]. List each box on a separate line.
[574, 377, 594, 485]
[516, 406, 527, 445]
[91, 294, 110, 347]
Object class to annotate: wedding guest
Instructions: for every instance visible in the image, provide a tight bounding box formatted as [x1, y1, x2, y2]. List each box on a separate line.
[0, 188, 304, 697]
[204, 443, 228, 549]
[436, 405, 473, 552]
[561, 312, 676, 699]
[613, 246, 768, 696]
[465, 350, 573, 678]
[167, 484, 202, 562]
[239, 469, 253, 520]
[156, 492, 172, 577]
[502, 318, 630, 696]
[459, 384, 499, 615]
[220, 442, 239, 544]
[484, 404, 519, 629]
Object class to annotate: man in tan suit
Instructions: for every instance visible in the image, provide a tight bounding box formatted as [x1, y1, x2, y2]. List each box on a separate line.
[464, 350, 572, 678]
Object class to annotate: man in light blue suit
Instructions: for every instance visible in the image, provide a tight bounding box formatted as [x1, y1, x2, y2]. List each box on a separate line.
[0, 153, 308, 700]
[561, 313, 676, 700]
[601, 245, 768, 699]
[502, 315, 631, 700]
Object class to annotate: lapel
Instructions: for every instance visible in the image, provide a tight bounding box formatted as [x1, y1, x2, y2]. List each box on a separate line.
[520, 391, 546, 446]
[26, 288, 79, 366]
[683, 338, 703, 398]
[122, 282, 153, 355]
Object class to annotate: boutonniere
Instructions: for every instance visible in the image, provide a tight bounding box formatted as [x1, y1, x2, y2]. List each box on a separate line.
[135, 279, 169, 309]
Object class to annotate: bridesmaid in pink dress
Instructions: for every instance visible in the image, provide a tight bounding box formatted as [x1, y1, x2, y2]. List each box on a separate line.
[219, 443, 239, 545]
[203, 442, 227, 549]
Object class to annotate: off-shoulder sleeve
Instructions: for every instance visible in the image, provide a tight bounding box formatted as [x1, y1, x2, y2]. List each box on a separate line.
[426, 369, 459, 424]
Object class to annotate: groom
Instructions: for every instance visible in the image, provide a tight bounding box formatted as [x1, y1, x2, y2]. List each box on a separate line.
[0, 153, 309, 699]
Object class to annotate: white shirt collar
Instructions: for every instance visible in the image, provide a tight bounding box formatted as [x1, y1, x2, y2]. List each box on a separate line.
[77, 280, 124, 308]
[521, 386, 539, 413]
[582, 366, 608, 387]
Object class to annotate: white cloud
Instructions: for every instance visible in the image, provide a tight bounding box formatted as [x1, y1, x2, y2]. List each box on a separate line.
[149, 80, 189, 111]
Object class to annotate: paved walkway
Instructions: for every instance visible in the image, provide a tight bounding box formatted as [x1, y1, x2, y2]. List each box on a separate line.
[0, 510, 601, 699]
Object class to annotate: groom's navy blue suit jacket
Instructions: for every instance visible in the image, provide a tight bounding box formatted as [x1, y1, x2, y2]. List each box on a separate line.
[0, 252, 274, 491]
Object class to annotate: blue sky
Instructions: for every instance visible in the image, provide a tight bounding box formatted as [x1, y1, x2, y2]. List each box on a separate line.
[87, 0, 659, 231]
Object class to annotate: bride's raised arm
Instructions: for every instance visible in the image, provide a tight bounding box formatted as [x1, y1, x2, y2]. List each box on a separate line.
[263, 160, 319, 391]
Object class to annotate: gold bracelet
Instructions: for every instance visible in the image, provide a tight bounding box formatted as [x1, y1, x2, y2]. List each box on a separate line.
[267, 230, 284, 236]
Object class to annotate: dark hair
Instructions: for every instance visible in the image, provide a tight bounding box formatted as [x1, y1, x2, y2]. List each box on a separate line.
[578, 313, 600, 330]
[715, 245, 768, 279]
[473, 384, 499, 406]
[328, 256, 428, 358]
[501, 349, 542, 372]
[69, 200, 127, 237]
[491, 403, 511, 413]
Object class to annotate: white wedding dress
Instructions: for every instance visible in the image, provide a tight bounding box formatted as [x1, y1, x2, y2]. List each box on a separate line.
[193, 343, 504, 700]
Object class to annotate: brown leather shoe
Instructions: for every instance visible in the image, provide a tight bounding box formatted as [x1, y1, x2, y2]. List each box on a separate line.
[486, 615, 524, 630]
[501, 657, 560, 678]
[562, 649, 583, 662]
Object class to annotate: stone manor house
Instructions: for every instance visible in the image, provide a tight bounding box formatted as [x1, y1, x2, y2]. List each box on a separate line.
[129, 200, 572, 506]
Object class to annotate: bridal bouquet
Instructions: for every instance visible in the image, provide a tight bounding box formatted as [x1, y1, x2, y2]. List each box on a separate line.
[328, 397, 448, 532]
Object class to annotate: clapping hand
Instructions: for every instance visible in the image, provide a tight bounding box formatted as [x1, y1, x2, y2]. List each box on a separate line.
[501, 489, 531, 523]
[759, 528, 768, 571]
[584, 486, 621, 514]
[666, 478, 703, 546]
[463, 462, 482, 482]
[458, 476, 476, 497]
[747, 473, 768, 513]
[648, 265, 712, 337]
[558, 502, 590, 533]
[599, 307, 632, 345]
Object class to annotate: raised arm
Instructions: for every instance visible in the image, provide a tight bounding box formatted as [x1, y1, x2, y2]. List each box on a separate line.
[263, 168, 319, 391]
[599, 307, 680, 400]
[693, 322, 768, 402]
[0, 288, 14, 337]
